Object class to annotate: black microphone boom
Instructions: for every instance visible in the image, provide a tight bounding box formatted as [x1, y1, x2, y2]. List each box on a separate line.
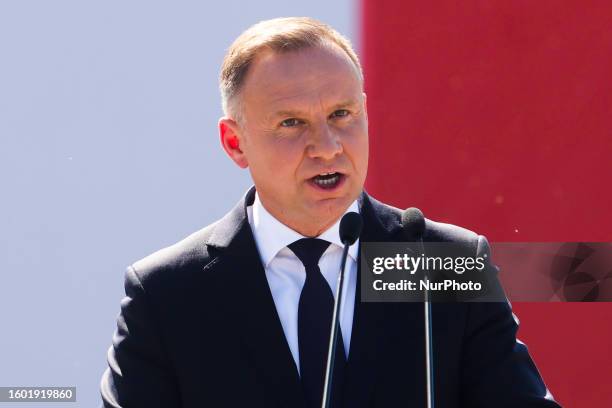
[401, 207, 425, 241]
[340, 211, 363, 245]
[401, 207, 434, 408]
[321, 211, 362, 408]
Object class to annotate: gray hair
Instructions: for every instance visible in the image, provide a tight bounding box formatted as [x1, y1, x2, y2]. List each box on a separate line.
[219, 16, 363, 123]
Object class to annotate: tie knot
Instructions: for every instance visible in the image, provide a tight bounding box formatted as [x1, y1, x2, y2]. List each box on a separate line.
[288, 238, 331, 269]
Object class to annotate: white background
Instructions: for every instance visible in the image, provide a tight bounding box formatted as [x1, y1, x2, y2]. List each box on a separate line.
[0, 1, 357, 406]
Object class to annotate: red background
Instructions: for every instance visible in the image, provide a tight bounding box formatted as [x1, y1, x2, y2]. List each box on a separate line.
[362, 1, 612, 406]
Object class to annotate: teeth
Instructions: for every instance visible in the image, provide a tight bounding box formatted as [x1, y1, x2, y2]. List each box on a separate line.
[314, 174, 340, 186]
[319, 172, 335, 176]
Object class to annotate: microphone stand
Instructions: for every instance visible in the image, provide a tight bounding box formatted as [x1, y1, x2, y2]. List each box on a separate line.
[321, 241, 350, 408]
[417, 237, 434, 408]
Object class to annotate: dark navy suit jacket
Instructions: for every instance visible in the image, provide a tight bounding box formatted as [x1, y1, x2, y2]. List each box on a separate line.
[101, 186, 561, 407]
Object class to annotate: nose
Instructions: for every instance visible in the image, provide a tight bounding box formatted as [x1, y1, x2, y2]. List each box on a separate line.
[306, 123, 343, 160]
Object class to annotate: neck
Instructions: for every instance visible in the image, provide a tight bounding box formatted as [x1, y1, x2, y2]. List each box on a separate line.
[256, 197, 343, 238]
[285, 217, 337, 238]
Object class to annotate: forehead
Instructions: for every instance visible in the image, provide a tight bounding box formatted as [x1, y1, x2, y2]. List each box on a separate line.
[241, 44, 362, 113]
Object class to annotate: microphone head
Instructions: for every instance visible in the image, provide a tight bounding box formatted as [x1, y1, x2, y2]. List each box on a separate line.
[401, 207, 426, 240]
[339, 212, 363, 245]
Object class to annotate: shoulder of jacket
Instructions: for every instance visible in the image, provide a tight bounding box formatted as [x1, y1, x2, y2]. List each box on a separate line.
[423, 218, 480, 246]
[129, 220, 221, 288]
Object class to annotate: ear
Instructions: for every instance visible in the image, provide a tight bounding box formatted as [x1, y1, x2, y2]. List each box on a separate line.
[362, 92, 368, 123]
[218, 117, 248, 168]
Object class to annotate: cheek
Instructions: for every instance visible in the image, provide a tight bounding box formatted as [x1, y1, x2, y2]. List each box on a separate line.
[252, 137, 304, 177]
[344, 124, 369, 170]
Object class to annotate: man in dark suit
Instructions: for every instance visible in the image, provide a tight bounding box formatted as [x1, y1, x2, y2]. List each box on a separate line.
[101, 17, 561, 407]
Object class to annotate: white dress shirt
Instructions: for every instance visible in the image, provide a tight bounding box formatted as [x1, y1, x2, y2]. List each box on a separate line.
[247, 192, 359, 374]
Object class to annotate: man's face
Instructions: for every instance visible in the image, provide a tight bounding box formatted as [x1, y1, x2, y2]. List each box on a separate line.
[221, 44, 368, 236]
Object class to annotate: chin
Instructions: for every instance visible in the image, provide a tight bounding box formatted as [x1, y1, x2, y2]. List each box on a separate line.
[312, 196, 350, 219]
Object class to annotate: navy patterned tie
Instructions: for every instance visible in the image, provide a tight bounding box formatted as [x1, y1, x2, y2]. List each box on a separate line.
[288, 238, 346, 408]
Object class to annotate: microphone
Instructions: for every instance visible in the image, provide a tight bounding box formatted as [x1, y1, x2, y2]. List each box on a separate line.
[321, 211, 362, 408]
[401, 208, 434, 408]
[339, 212, 363, 245]
[401, 207, 426, 241]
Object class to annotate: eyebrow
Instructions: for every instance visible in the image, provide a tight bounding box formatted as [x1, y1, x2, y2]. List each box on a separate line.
[270, 99, 359, 120]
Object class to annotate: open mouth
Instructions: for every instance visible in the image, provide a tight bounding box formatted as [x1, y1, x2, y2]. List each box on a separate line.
[309, 172, 345, 190]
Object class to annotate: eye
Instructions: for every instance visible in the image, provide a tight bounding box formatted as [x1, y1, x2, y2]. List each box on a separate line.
[330, 109, 350, 118]
[280, 118, 303, 128]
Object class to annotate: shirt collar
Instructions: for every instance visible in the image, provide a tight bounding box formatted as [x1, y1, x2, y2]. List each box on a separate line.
[250, 192, 360, 268]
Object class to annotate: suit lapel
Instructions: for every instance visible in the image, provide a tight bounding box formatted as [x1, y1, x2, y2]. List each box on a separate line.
[208, 187, 306, 408]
